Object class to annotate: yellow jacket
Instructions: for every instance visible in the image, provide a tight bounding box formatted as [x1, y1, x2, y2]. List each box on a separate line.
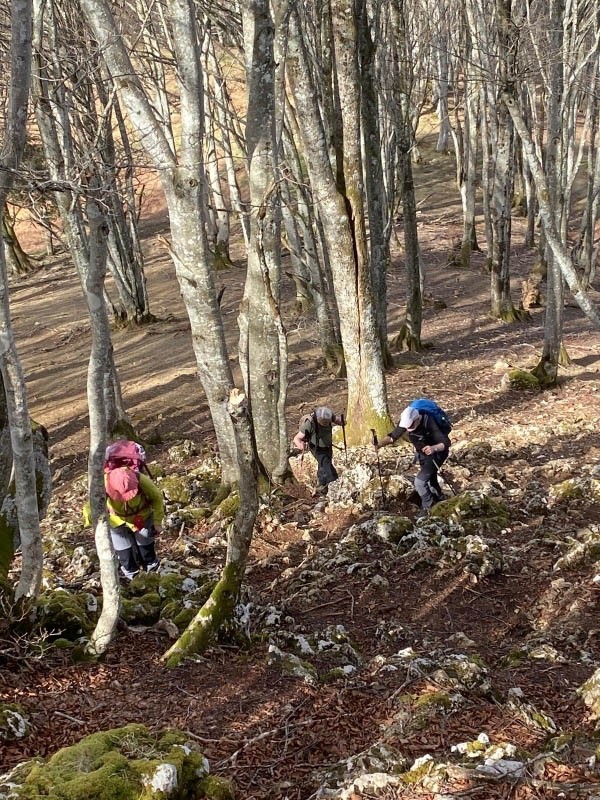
[83, 473, 164, 531]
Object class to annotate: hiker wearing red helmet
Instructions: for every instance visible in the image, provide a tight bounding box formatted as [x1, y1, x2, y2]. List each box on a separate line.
[85, 466, 164, 580]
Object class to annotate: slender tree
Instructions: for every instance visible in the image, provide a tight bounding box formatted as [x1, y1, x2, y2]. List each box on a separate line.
[0, 0, 44, 601]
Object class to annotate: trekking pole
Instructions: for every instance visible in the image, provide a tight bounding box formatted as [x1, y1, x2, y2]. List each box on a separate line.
[438, 465, 458, 495]
[370, 429, 387, 506]
[340, 413, 348, 464]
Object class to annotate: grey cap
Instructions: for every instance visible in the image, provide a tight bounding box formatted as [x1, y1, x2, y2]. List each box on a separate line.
[315, 406, 333, 423]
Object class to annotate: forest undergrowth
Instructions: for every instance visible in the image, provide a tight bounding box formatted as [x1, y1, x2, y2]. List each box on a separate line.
[2, 136, 600, 800]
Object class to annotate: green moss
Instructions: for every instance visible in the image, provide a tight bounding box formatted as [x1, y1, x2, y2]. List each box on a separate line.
[505, 368, 541, 390]
[429, 492, 509, 533]
[198, 775, 235, 799]
[500, 649, 526, 667]
[120, 593, 162, 625]
[127, 572, 160, 596]
[162, 563, 242, 667]
[414, 691, 453, 710]
[157, 573, 185, 601]
[180, 507, 211, 522]
[214, 492, 240, 520]
[8, 725, 212, 800]
[211, 484, 231, 508]
[549, 479, 584, 502]
[161, 602, 196, 631]
[53, 637, 75, 650]
[158, 476, 191, 505]
[0, 703, 30, 741]
[36, 589, 94, 640]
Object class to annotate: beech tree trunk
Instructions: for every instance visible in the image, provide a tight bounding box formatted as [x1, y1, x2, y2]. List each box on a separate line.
[84, 190, 121, 657]
[0, 0, 44, 601]
[287, 5, 391, 442]
[239, 0, 289, 480]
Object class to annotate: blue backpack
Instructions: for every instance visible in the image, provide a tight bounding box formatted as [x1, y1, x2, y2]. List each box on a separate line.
[409, 398, 453, 435]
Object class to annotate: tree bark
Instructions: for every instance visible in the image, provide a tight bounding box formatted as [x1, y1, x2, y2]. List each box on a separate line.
[84, 189, 121, 657]
[503, 90, 600, 328]
[287, 5, 391, 442]
[162, 389, 258, 667]
[239, 0, 289, 480]
[0, 0, 44, 601]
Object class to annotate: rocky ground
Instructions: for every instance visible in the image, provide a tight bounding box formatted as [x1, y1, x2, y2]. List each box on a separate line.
[2, 135, 600, 799]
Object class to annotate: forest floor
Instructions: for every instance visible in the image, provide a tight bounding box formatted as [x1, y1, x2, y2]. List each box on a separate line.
[2, 131, 600, 799]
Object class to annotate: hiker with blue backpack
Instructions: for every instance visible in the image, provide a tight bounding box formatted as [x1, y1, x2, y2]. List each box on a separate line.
[373, 399, 452, 515]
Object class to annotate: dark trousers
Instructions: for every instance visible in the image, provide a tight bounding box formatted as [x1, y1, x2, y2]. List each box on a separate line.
[311, 446, 339, 487]
[111, 522, 157, 576]
[414, 452, 447, 510]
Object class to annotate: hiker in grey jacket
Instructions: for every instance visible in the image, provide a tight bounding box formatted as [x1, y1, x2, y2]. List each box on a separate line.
[374, 405, 451, 511]
[293, 406, 344, 493]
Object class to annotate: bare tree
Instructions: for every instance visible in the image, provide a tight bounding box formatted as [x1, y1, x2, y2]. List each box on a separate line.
[84, 185, 121, 657]
[287, 3, 391, 442]
[0, 0, 44, 601]
[238, 0, 289, 480]
[78, 0, 260, 656]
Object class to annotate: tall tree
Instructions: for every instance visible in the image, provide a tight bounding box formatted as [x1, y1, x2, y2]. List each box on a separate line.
[0, 0, 44, 600]
[287, 4, 391, 442]
[238, 0, 289, 479]
[79, 0, 260, 655]
[83, 185, 121, 657]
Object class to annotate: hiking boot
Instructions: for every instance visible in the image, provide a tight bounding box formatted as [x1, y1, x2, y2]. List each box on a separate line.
[145, 560, 160, 573]
[120, 567, 140, 581]
[313, 484, 328, 497]
[415, 509, 430, 522]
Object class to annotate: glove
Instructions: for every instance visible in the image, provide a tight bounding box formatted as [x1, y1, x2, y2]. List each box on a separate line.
[133, 514, 146, 531]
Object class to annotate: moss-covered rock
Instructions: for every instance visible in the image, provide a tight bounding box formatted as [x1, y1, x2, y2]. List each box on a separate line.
[503, 369, 541, 390]
[429, 491, 509, 534]
[160, 603, 197, 632]
[0, 724, 233, 799]
[158, 477, 192, 506]
[35, 589, 95, 640]
[120, 593, 162, 626]
[167, 441, 197, 464]
[127, 572, 161, 597]
[213, 492, 240, 520]
[0, 703, 31, 741]
[549, 478, 584, 503]
[375, 515, 414, 544]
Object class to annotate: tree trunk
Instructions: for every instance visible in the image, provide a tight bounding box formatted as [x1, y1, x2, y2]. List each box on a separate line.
[162, 389, 258, 667]
[503, 90, 600, 328]
[84, 189, 121, 657]
[287, 5, 391, 442]
[239, 0, 289, 480]
[0, 0, 44, 601]
[357, 0, 393, 367]
[2, 212, 33, 276]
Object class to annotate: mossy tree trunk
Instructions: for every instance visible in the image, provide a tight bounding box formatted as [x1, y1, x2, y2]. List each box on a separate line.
[162, 389, 259, 667]
[287, 5, 392, 445]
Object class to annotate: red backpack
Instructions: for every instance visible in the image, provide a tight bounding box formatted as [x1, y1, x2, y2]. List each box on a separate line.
[104, 440, 150, 476]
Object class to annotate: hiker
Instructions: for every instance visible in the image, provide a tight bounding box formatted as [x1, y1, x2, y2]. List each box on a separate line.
[84, 466, 164, 580]
[293, 406, 345, 494]
[373, 403, 451, 513]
